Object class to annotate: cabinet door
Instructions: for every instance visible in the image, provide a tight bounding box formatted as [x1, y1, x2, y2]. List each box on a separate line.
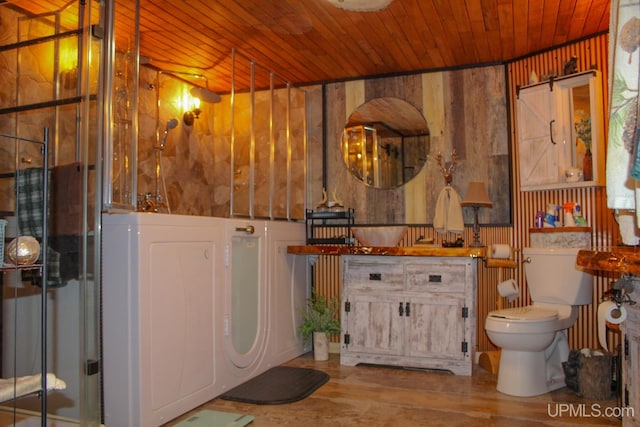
[517, 84, 560, 188]
[343, 292, 404, 356]
[623, 310, 640, 426]
[404, 294, 466, 361]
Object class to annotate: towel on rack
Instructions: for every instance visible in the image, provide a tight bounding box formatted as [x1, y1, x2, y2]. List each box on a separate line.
[0, 373, 66, 403]
[16, 167, 45, 239]
[433, 186, 464, 234]
[15, 168, 63, 287]
[50, 162, 84, 236]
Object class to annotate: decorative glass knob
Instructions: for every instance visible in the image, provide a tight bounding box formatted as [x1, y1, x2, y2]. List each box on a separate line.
[6, 236, 40, 265]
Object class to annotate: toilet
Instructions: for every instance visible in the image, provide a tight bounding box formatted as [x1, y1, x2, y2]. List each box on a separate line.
[485, 247, 593, 397]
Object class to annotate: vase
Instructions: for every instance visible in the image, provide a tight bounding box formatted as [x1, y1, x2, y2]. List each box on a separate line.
[313, 332, 329, 361]
[583, 148, 593, 181]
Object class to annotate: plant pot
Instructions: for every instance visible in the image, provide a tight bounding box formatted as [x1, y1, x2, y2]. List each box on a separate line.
[313, 332, 329, 361]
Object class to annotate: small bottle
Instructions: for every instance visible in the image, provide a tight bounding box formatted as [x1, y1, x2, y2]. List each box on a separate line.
[573, 203, 587, 226]
[555, 205, 563, 227]
[563, 202, 576, 227]
[535, 211, 544, 228]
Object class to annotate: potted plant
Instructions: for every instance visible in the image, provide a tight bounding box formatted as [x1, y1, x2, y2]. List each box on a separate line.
[298, 294, 340, 361]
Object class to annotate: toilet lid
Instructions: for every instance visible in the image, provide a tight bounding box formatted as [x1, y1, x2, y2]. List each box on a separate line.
[489, 306, 558, 322]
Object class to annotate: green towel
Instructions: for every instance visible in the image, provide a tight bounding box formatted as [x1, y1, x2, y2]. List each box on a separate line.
[15, 167, 63, 287]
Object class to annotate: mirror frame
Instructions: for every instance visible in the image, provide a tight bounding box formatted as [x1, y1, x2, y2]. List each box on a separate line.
[340, 97, 430, 189]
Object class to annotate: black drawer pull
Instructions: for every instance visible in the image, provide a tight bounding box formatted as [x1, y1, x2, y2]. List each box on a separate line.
[429, 274, 442, 282]
[369, 273, 381, 280]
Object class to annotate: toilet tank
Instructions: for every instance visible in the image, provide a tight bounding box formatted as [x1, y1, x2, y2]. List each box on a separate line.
[523, 247, 593, 305]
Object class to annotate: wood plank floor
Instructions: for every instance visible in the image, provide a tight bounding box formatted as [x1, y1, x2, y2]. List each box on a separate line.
[164, 353, 623, 427]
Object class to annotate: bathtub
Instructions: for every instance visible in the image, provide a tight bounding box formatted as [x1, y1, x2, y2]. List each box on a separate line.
[102, 213, 309, 427]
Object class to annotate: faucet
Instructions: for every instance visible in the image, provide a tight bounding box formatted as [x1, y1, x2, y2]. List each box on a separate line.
[137, 192, 158, 212]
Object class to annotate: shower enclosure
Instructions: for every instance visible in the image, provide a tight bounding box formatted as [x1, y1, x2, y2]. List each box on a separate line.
[0, 0, 310, 425]
[114, 50, 309, 219]
[0, 0, 104, 425]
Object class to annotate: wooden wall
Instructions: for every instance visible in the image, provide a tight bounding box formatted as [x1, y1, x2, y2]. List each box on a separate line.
[319, 66, 511, 226]
[314, 33, 622, 355]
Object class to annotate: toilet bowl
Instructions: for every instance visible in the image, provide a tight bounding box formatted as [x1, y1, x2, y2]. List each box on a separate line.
[486, 305, 577, 396]
[484, 247, 592, 397]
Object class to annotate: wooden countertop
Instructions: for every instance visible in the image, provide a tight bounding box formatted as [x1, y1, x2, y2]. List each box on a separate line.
[530, 226, 591, 233]
[577, 246, 640, 275]
[287, 245, 486, 258]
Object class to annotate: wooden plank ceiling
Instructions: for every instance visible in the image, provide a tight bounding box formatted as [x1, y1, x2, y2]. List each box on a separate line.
[5, 0, 611, 94]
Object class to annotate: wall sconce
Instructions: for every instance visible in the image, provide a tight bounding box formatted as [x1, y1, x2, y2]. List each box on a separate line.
[461, 182, 493, 247]
[159, 70, 220, 126]
[182, 95, 201, 126]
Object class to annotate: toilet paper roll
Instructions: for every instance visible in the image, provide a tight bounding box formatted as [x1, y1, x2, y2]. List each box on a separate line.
[491, 244, 512, 259]
[497, 279, 519, 302]
[597, 300, 628, 352]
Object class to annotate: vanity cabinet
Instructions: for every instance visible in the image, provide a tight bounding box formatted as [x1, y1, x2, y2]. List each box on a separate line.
[622, 284, 640, 427]
[516, 70, 604, 191]
[340, 255, 476, 375]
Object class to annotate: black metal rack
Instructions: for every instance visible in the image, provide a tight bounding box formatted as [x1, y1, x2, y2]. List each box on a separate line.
[305, 208, 355, 245]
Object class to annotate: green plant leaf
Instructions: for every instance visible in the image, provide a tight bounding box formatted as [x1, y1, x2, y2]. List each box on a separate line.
[297, 294, 341, 345]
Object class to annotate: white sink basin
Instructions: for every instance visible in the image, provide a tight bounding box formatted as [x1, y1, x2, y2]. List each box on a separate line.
[352, 226, 408, 247]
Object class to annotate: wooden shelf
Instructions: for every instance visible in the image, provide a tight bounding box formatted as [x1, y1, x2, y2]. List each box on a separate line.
[529, 227, 591, 233]
[577, 246, 640, 275]
[0, 263, 43, 272]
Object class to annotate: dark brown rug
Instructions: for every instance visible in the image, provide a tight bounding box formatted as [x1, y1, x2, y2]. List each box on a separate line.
[219, 366, 329, 405]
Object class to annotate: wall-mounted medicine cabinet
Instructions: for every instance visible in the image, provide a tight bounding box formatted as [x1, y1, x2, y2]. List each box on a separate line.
[516, 70, 604, 191]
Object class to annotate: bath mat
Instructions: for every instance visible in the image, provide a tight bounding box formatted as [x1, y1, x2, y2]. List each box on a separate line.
[174, 409, 254, 427]
[220, 366, 329, 405]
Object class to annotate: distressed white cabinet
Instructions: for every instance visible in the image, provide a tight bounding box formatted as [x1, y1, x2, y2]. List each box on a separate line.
[516, 70, 604, 191]
[340, 255, 477, 375]
[622, 283, 640, 427]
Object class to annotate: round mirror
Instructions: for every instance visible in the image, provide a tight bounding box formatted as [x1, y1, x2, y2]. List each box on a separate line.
[341, 97, 430, 188]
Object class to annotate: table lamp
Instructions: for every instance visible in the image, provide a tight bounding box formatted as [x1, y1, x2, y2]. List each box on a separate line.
[461, 182, 492, 247]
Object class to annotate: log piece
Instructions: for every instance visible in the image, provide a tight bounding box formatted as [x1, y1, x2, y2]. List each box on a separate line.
[578, 351, 614, 400]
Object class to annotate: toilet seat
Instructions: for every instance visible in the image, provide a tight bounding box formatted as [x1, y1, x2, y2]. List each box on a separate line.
[489, 306, 558, 322]
[486, 306, 560, 334]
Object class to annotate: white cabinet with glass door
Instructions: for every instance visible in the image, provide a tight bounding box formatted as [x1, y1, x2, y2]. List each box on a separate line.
[516, 70, 605, 191]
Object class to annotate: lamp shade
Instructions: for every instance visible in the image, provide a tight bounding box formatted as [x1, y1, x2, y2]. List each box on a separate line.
[461, 182, 492, 207]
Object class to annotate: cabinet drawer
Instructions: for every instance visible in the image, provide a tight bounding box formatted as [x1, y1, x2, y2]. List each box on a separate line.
[405, 263, 467, 293]
[343, 259, 404, 291]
